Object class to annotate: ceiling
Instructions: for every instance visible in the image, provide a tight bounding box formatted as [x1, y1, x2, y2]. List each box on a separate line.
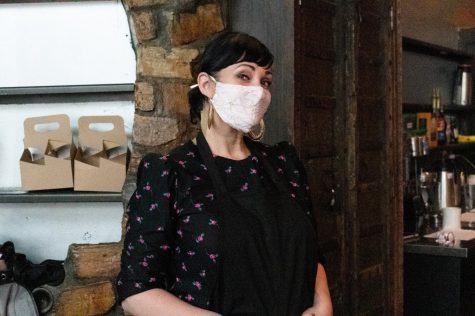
[403, 0, 475, 29]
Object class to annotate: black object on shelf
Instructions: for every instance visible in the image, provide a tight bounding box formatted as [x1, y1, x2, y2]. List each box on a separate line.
[402, 37, 473, 63]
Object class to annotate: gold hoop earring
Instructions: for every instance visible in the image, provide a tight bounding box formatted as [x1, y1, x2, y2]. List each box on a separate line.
[248, 119, 265, 141]
[207, 104, 214, 129]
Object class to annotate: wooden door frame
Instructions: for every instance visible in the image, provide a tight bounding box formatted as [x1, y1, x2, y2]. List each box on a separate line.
[387, 0, 404, 314]
[341, 0, 403, 314]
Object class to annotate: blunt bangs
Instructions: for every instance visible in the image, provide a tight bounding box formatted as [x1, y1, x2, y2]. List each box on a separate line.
[198, 32, 274, 77]
[231, 35, 274, 68]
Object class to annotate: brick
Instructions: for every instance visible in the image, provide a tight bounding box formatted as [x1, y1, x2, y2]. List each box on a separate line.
[159, 81, 190, 116]
[124, 0, 195, 8]
[131, 10, 157, 43]
[54, 281, 115, 316]
[138, 46, 199, 79]
[171, 4, 225, 46]
[69, 243, 122, 279]
[135, 81, 156, 111]
[123, 0, 167, 8]
[132, 115, 179, 146]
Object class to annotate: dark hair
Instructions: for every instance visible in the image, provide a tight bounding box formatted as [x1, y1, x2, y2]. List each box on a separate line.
[188, 32, 274, 123]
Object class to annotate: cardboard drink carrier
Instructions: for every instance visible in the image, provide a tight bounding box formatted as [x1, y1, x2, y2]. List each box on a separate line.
[20, 114, 75, 191]
[74, 116, 127, 192]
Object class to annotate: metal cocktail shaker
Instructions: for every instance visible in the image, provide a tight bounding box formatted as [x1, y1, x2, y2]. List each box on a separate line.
[439, 170, 455, 208]
[453, 64, 472, 106]
[439, 169, 460, 209]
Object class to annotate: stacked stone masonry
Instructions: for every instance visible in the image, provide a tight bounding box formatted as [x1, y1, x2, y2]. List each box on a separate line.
[135, 81, 156, 112]
[54, 281, 116, 316]
[131, 10, 157, 43]
[171, 4, 225, 46]
[69, 243, 122, 279]
[138, 46, 200, 79]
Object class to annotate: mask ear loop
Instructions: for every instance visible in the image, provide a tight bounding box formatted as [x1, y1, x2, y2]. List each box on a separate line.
[190, 74, 217, 88]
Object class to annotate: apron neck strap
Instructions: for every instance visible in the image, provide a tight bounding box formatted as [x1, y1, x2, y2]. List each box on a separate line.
[243, 138, 286, 190]
[196, 131, 289, 194]
[196, 131, 227, 194]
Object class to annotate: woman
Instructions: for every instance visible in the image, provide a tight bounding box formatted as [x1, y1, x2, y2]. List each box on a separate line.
[117, 32, 332, 316]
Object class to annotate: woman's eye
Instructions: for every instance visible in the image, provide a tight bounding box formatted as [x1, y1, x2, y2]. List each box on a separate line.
[237, 73, 250, 80]
[262, 80, 272, 88]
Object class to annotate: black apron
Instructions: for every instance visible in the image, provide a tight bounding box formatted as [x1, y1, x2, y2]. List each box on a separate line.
[196, 132, 318, 316]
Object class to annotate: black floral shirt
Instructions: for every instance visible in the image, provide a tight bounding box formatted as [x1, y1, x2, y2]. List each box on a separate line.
[116, 140, 317, 308]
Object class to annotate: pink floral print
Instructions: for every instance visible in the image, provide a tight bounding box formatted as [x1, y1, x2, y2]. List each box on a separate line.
[117, 140, 316, 308]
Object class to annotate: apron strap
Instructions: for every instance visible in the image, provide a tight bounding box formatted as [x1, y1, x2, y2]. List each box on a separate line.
[244, 138, 291, 194]
[196, 131, 291, 195]
[196, 131, 227, 194]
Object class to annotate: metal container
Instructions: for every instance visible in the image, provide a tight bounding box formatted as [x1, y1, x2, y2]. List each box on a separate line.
[463, 184, 475, 211]
[453, 64, 472, 106]
[32, 286, 54, 314]
[439, 170, 459, 209]
[420, 171, 439, 211]
[409, 136, 429, 157]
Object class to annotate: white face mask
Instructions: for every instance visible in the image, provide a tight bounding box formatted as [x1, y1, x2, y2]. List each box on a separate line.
[208, 76, 271, 133]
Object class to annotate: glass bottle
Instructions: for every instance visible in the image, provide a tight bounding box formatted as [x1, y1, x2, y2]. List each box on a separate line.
[450, 117, 458, 144]
[435, 88, 447, 146]
[429, 88, 438, 147]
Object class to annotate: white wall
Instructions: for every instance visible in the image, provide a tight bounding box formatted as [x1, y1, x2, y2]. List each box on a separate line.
[0, 1, 135, 88]
[0, 1, 136, 262]
[0, 202, 123, 262]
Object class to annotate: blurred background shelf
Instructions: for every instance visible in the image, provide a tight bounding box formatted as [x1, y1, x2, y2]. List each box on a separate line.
[402, 37, 473, 63]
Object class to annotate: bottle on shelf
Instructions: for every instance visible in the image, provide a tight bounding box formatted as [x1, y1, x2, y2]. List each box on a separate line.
[446, 116, 459, 144]
[429, 88, 438, 148]
[435, 88, 447, 146]
[450, 117, 459, 144]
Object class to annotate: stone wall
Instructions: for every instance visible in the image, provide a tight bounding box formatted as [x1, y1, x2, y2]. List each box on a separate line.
[127, 0, 224, 178]
[46, 1, 224, 315]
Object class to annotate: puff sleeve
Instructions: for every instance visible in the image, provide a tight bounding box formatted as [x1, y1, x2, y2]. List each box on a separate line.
[116, 153, 177, 303]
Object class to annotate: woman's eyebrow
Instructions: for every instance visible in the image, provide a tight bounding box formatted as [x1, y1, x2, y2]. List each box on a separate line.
[237, 63, 256, 70]
[238, 63, 273, 76]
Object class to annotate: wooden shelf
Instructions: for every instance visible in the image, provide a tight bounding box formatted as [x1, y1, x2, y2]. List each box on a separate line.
[0, 189, 123, 203]
[403, 37, 473, 63]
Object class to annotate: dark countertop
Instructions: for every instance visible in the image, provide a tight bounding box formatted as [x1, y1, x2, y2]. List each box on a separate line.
[404, 234, 475, 258]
